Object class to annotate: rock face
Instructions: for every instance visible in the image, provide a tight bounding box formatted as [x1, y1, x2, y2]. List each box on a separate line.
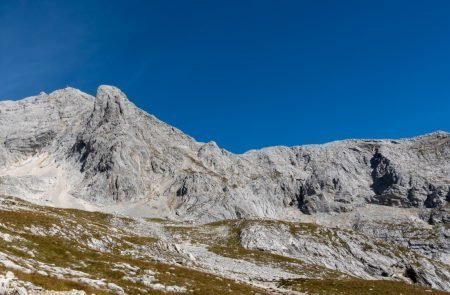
[0, 85, 448, 222]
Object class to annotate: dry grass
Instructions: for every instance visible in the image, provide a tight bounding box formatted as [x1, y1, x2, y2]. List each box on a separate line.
[0, 199, 269, 294]
[166, 219, 347, 280]
[279, 277, 450, 295]
[0, 197, 448, 294]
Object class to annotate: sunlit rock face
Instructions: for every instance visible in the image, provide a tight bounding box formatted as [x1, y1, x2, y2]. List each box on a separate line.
[0, 86, 449, 222]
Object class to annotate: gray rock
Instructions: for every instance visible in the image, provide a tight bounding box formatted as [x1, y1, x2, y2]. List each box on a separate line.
[0, 85, 448, 222]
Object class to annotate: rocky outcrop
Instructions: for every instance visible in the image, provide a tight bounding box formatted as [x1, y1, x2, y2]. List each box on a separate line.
[239, 221, 450, 290]
[428, 205, 450, 225]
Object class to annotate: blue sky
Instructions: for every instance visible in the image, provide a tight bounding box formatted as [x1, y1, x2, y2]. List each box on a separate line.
[1, 1, 449, 153]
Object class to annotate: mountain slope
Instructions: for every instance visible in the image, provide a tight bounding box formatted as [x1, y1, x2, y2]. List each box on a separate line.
[0, 86, 448, 222]
[0, 86, 449, 293]
[0, 196, 449, 294]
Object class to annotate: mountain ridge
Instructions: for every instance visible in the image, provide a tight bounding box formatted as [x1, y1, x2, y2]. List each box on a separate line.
[4, 85, 447, 154]
[0, 85, 448, 222]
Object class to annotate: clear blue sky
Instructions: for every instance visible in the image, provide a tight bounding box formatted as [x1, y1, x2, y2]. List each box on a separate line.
[1, 1, 449, 153]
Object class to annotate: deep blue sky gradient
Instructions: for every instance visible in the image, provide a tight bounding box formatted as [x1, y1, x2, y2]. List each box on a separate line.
[1, 0, 449, 153]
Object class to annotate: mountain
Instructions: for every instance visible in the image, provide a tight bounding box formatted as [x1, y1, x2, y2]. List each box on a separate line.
[1, 86, 449, 221]
[0, 86, 449, 294]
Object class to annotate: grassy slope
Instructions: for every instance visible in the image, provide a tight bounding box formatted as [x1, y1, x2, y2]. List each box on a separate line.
[166, 219, 450, 295]
[0, 197, 449, 294]
[0, 197, 267, 294]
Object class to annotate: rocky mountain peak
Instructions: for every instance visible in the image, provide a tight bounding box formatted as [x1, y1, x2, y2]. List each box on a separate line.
[88, 85, 130, 128]
[0, 86, 448, 220]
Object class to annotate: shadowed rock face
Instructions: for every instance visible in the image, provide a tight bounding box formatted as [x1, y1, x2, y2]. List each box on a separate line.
[370, 150, 398, 196]
[0, 85, 449, 222]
